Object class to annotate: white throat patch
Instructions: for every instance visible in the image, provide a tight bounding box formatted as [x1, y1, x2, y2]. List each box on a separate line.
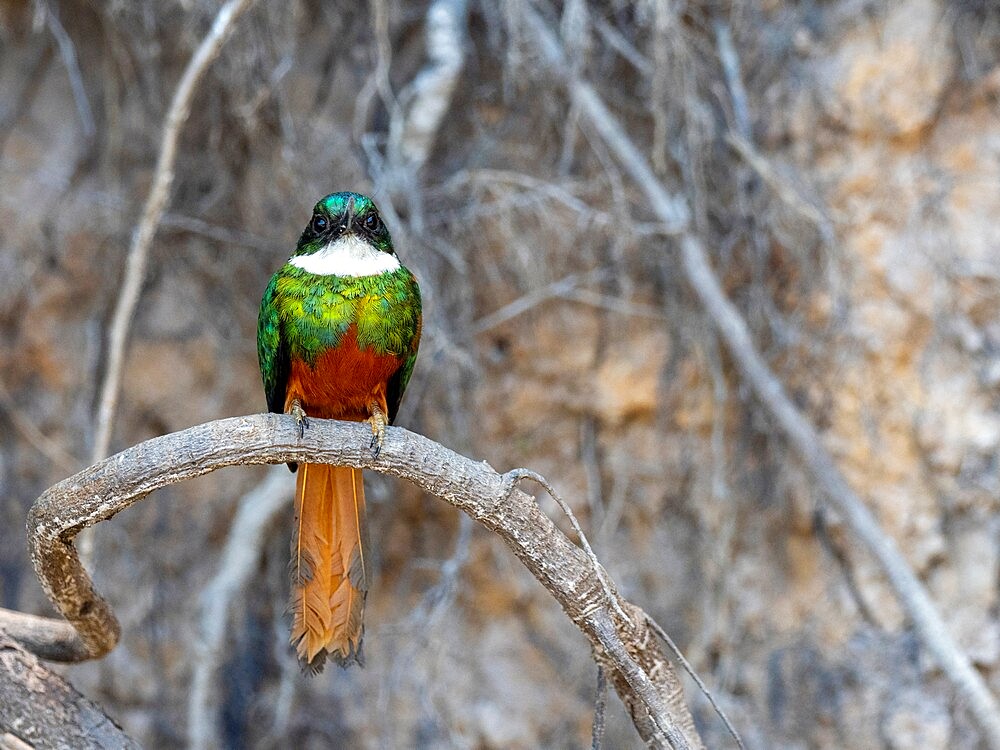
[288, 234, 400, 277]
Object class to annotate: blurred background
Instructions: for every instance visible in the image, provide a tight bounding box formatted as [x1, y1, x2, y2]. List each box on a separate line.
[3, 0, 1000, 747]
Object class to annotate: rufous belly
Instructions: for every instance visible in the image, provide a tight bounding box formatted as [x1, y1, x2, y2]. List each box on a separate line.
[285, 326, 402, 421]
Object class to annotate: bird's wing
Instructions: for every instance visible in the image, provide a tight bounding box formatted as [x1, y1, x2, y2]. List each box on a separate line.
[258, 273, 290, 415]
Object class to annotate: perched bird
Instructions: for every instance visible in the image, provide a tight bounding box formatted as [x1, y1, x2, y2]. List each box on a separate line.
[257, 192, 421, 670]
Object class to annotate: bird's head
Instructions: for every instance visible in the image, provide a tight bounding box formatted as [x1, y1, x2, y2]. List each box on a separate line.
[289, 192, 398, 277]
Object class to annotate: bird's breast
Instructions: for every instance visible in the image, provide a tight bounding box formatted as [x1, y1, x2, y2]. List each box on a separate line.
[285, 325, 403, 420]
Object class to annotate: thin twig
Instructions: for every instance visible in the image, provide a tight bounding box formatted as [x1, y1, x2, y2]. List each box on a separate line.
[591, 665, 607, 750]
[711, 18, 835, 243]
[502, 468, 631, 625]
[376, 513, 474, 734]
[725, 134, 836, 245]
[161, 212, 284, 253]
[470, 268, 608, 334]
[646, 616, 745, 750]
[442, 168, 596, 217]
[90, 0, 255, 466]
[0, 383, 79, 474]
[712, 20, 751, 143]
[560, 288, 669, 321]
[593, 18, 652, 76]
[36, 0, 95, 140]
[404, 512, 473, 625]
[518, 7, 1000, 747]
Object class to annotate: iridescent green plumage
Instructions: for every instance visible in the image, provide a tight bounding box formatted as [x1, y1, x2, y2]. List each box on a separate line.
[257, 263, 421, 421]
[256, 191, 421, 424]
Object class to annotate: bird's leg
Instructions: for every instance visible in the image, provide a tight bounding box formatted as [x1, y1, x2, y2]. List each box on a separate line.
[367, 401, 387, 458]
[289, 398, 309, 439]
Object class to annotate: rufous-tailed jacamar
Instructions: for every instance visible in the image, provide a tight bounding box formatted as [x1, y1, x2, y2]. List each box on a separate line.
[257, 192, 421, 670]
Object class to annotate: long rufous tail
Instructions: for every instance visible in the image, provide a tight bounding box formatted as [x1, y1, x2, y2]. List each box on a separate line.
[289, 463, 367, 671]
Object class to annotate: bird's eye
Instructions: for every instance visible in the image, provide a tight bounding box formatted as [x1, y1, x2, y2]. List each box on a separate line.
[310, 214, 328, 233]
[363, 213, 381, 232]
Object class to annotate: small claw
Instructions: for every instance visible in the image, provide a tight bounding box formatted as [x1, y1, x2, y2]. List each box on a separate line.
[290, 400, 309, 439]
[367, 403, 386, 459]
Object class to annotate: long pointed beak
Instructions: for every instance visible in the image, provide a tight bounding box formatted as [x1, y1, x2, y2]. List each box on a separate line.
[342, 195, 357, 231]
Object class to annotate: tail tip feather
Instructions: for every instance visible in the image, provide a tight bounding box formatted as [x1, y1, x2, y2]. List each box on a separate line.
[294, 634, 366, 674]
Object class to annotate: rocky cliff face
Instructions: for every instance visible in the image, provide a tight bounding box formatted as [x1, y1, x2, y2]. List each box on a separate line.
[2, 1, 999, 747]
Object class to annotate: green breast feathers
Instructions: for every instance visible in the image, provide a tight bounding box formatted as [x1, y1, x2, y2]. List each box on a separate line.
[260, 264, 420, 365]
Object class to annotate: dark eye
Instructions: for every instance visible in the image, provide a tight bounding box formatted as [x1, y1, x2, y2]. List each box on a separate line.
[363, 213, 381, 232]
[310, 214, 328, 233]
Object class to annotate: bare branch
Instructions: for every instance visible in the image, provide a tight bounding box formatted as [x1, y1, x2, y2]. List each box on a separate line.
[0, 382, 80, 474]
[0, 608, 85, 663]
[470, 268, 608, 334]
[374, 0, 468, 238]
[35, 0, 95, 140]
[90, 0, 255, 466]
[388, 0, 469, 176]
[0, 636, 138, 748]
[20, 414, 703, 749]
[520, 7, 1000, 748]
[591, 665, 607, 750]
[504, 468, 631, 624]
[646, 615, 745, 750]
[712, 20, 751, 143]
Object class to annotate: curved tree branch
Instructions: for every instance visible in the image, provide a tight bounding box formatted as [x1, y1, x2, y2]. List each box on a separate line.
[21, 414, 703, 750]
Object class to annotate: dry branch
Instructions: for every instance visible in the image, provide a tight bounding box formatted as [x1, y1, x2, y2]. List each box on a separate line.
[0, 608, 85, 663]
[521, 7, 1000, 748]
[388, 0, 469, 176]
[0, 636, 137, 749]
[21, 414, 702, 749]
[36, 0, 95, 141]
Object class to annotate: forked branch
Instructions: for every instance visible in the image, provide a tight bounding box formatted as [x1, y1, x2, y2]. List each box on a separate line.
[22, 415, 703, 750]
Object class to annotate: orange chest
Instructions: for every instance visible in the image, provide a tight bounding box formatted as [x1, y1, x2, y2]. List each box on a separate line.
[285, 328, 402, 420]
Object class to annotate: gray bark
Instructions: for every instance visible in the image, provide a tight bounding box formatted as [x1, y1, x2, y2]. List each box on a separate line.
[0, 636, 138, 750]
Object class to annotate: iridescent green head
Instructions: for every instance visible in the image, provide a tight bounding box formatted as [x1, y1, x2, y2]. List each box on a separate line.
[294, 192, 393, 256]
[288, 192, 400, 278]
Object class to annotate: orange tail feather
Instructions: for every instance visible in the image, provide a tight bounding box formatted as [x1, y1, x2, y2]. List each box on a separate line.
[289, 463, 367, 671]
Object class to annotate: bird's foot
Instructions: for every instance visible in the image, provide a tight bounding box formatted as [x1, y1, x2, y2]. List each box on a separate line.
[367, 402, 387, 459]
[290, 399, 309, 439]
